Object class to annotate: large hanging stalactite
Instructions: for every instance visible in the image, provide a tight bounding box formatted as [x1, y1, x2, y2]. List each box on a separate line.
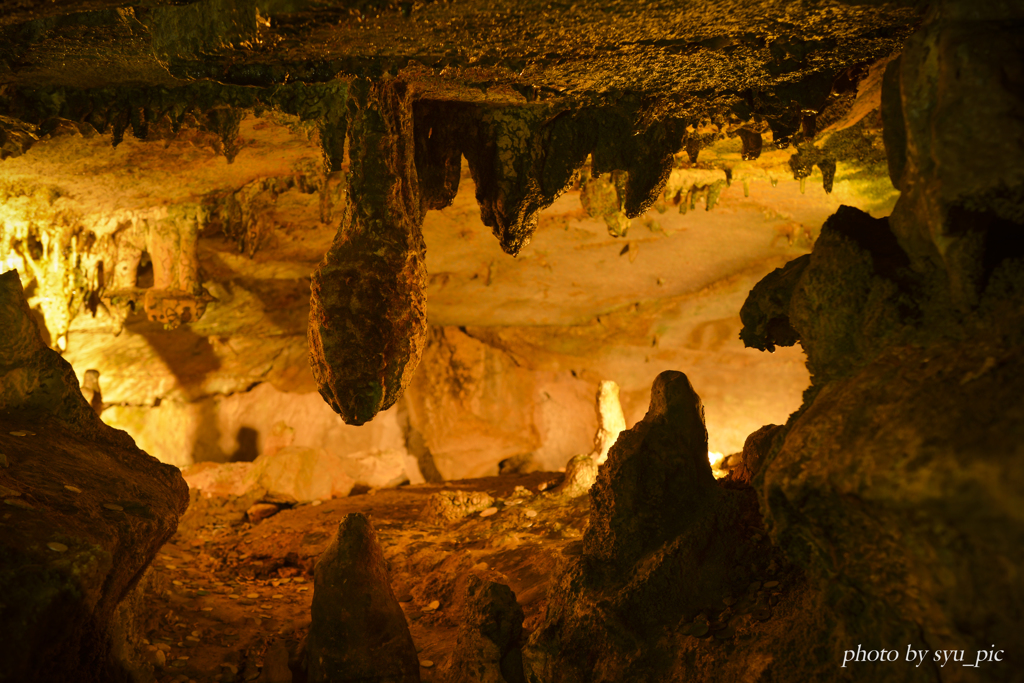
[310, 89, 692, 425]
[308, 78, 429, 426]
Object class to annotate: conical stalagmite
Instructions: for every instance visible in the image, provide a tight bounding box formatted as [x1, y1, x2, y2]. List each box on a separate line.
[585, 370, 717, 570]
[307, 513, 420, 683]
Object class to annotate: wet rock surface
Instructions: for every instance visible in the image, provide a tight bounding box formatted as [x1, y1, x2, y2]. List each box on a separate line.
[0, 270, 189, 683]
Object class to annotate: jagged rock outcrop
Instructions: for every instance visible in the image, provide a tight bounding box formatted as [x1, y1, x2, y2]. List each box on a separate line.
[734, 4, 1024, 681]
[307, 513, 420, 683]
[526, 371, 778, 683]
[584, 371, 718, 570]
[0, 269, 189, 683]
[443, 575, 527, 683]
[308, 79, 429, 426]
[787, 206, 916, 384]
[741, 204, 917, 383]
[0, 114, 37, 159]
[738, 254, 808, 354]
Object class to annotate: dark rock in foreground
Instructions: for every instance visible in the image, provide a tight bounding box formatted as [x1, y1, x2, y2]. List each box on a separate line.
[0, 269, 189, 683]
[731, 5, 1024, 680]
[527, 370, 781, 683]
[584, 370, 718, 572]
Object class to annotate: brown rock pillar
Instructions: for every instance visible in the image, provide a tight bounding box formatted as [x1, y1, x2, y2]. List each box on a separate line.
[443, 575, 526, 683]
[584, 370, 718, 571]
[307, 513, 420, 683]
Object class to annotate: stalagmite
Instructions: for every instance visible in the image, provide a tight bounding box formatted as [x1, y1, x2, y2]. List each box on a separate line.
[307, 513, 420, 683]
[592, 380, 626, 465]
[584, 370, 717, 569]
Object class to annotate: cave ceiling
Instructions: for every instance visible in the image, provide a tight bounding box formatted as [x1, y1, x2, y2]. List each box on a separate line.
[0, 0, 924, 428]
[0, 0, 919, 99]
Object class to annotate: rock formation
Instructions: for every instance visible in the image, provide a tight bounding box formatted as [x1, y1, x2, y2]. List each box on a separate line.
[518, 5, 1024, 680]
[734, 423, 784, 486]
[0, 269, 189, 683]
[307, 512, 421, 683]
[0, 1, 1020, 682]
[308, 80, 429, 426]
[550, 454, 598, 500]
[526, 370, 775, 682]
[592, 380, 626, 466]
[422, 489, 495, 525]
[735, 4, 1024, 679]
[584, 371, 717, 569]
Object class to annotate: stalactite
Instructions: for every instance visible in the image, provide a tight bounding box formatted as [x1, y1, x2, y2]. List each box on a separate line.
[308, 78, 428, 426]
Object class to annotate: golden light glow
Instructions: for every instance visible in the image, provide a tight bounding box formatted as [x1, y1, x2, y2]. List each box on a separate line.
[708, 450, 728, 479]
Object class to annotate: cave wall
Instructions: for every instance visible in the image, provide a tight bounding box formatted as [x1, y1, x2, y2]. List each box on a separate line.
[1, 108, 889, 481]
[44, 148, 830, 481]
[0, 106, 833, 483]
[0, 0, 913, 484]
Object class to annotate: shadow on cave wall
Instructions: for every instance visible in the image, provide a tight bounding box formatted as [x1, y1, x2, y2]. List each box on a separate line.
[230, 426, 260, 462]
[235, 275, 312, 335]
[128, 318, 229, 464]
[397, 397, 444, 483]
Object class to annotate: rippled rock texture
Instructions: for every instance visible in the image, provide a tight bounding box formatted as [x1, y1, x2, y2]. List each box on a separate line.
[0, 270, 189, 683]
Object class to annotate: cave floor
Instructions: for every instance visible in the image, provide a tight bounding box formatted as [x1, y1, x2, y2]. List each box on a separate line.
[138, 471, 579, 683]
